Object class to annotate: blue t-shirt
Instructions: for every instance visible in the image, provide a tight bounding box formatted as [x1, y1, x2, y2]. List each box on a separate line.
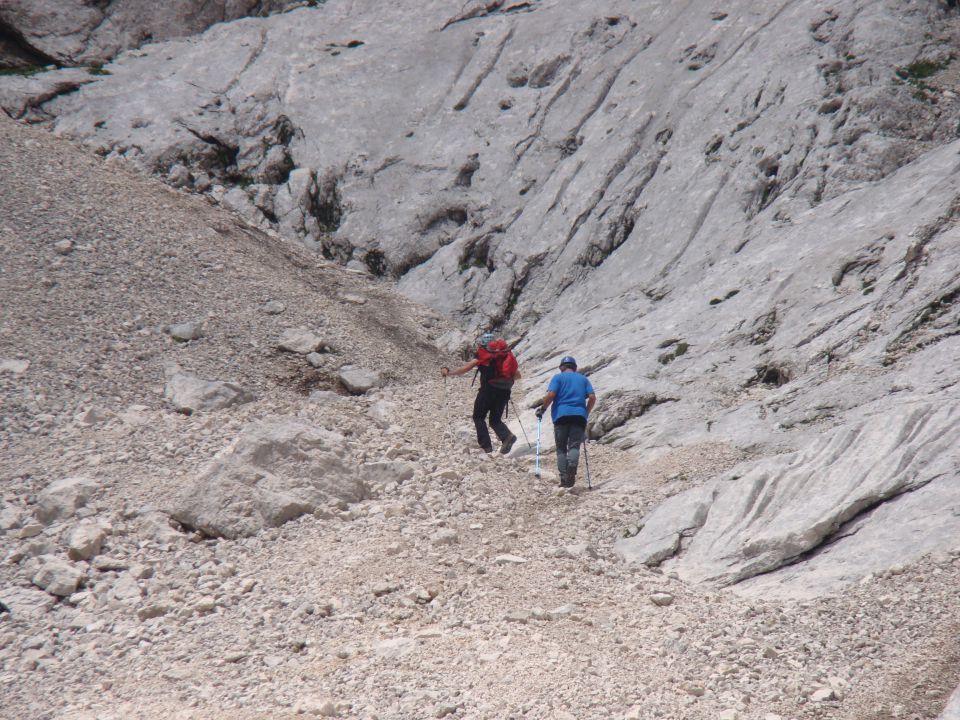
[547, 371, 594, 422]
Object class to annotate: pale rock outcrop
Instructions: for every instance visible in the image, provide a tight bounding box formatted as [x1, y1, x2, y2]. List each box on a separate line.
[34, 476, 97, 525]
[276, 328, 327, 354]
[137, 511, 186, 545]
[618, 403, 960, 596]
[65, 524, 107, 561]
[169, 417, 367, 538]
[0, 585, 56, 619]
[166, 321, 204, 342]
[615, 482, 718, 567]
[338, 365, 381, 395]
[73, 406, 113, 427]
[0, 506, 21, 532]
[0, 69, 96, 120]
[31, 555, 84, 597]
[164, 370, 254, 414]
[0, 358, 30, 374]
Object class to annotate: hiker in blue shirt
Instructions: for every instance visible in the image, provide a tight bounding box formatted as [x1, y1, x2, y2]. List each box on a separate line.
[535, 356, 596, 488]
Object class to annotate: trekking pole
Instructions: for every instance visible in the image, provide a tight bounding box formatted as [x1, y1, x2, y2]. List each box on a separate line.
[583, 438, 592, 490]
[510, 400, 532, 449]
[534, 417, 541, 478]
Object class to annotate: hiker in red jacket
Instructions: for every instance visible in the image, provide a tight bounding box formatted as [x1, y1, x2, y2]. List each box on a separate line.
[442, 333, 520, 454]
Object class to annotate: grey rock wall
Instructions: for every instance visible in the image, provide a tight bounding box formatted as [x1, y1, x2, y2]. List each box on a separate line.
[0, 0, 301, 67]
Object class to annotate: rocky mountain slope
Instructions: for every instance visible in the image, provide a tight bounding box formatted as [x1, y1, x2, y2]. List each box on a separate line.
[6, 0, 956, 600]
[1, 0, 960, 717]
[3, 114, 960, 720]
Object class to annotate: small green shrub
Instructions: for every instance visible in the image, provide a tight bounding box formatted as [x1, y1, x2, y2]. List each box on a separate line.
[88, 63, 111, 76]
[897, 58, 949, 81]
[658, 340, 689, 364]
[0, 66, 44, 77]
[364, 250, 387, 277]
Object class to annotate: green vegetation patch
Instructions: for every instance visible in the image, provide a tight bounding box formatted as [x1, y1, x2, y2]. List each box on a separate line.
[658, 340, 689, 365]
[896, 58, 949, 81]
[0, 65, 44, 77]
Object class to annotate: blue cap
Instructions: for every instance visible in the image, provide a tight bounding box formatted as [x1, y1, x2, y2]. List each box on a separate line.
[559, 355, 577, 369]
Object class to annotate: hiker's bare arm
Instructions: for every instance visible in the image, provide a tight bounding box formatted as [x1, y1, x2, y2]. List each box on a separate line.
[441, 359, 479, 377]
[586, 393, 596, 414]
[539, 390, 557, 411]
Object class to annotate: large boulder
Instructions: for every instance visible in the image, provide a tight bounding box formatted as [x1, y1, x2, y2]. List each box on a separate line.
[34, 476, 97, 525]
[616, 403, 960, 597]
[169, 417, 367, 538]
[164, 371, 255, 414]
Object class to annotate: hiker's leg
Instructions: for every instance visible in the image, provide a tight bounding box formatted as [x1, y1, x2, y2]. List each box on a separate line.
[487, 389, 511, 442]
[554, 424, 570, 480]
[472, 388, 494, 451]
[564, 423, 585, 484]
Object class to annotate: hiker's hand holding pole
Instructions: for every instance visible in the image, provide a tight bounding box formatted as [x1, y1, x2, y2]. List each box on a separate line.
[442, 359, 479, 378]
[535, 392, 555, 419]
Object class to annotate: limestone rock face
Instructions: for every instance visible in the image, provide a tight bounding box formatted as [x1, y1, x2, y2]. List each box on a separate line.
[617, 404, 960, 597]
[0, 0, 300, 66]
[164, 371, 255, 414]
[169, 417, 367, 538]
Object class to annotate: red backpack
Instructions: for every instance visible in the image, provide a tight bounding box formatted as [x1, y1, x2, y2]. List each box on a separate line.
[475, 339, 518, 389]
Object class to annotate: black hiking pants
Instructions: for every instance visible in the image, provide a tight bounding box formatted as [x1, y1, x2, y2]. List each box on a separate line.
[473, 384, 511, 451]
[554, 416, 586, 485]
